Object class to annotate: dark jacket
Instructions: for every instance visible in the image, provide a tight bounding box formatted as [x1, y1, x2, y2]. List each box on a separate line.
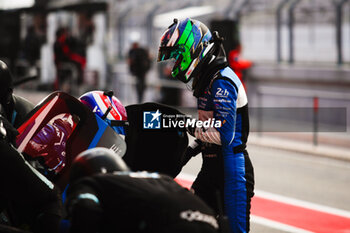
[66, 172, 219, 233]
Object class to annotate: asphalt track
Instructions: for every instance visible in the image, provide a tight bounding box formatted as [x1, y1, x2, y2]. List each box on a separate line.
[177, 143, 350, 233]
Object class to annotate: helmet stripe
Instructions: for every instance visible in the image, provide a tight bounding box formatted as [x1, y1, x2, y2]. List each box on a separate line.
[103, 96, 122, 120]
[92, 92, 109, 115]
[180, 31, 195, 71]
[185, 57, 199, 80]
[167, 22, 180, 46]
[186, 32, 194, 50]
[178, 19, 192, 45]
[110, 99, 122, 120]
[94, 92, 122, 120]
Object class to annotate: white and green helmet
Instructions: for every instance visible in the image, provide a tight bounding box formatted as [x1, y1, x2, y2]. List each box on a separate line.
[157, 18, 215, 83]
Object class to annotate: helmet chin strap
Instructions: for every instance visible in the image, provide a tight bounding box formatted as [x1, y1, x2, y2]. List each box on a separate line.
[190, 30, 226, 96]
[202, 42, 215, 58]
[210, 31, 227, 61]
[101, 106, 112, 120]
[208, 55, 216, 64]
[101, 90, 114, 120]
[192, 55, 228, 98]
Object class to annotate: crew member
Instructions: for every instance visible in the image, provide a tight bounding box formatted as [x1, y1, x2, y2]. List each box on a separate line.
[0, 60, 34, 128]
[0, 115, 62, 233]
[66, 147, 219, 233]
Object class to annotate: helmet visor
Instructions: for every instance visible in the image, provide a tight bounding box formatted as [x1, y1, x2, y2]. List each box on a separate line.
[157, 46, 172, 62]
[157, 45, 184, 62]
[23, 113, 78, 173]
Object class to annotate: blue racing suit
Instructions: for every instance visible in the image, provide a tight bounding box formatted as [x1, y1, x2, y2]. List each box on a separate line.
[191, 61, 254, 233]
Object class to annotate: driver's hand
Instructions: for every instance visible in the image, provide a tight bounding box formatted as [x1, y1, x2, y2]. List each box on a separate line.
[185, 117, 197, 137]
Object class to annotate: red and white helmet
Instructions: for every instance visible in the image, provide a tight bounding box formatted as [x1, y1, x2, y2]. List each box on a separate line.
[79, 90, 128, 135]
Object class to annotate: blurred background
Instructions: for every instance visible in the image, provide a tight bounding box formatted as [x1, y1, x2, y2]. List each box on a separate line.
[1, 0, 349, 146]
[1, 0, 350, 232]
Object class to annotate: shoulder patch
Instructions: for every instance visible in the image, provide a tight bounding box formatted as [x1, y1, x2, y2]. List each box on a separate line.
[220, 67, 242, 89]
[212, 67, 248, 108]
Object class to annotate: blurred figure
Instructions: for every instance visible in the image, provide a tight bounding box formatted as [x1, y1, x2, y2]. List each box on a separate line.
[228, 44, 252, 89]
[66, 147, 219, 233]
[0, 60, 34, 128]
[23, 26, 44, 65]
[78, 12, 94, 46]
[158, 62, 181, 106]
[22, 14, 47, 67]
[53, 27, 86, 93]
[127, 42, 151, 103]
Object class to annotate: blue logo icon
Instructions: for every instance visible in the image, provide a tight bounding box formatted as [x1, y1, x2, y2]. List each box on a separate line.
[143, 110, 161, 129]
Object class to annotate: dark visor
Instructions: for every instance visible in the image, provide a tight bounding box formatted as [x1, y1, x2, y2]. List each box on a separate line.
[157, 46, 173, 62]
[157, 45, 185, 62]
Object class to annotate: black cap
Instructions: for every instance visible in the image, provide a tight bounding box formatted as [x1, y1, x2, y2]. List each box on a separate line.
[0, 60, 13, 90]
[0, 60, 13, 105]
[69, 147, 130, 183]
